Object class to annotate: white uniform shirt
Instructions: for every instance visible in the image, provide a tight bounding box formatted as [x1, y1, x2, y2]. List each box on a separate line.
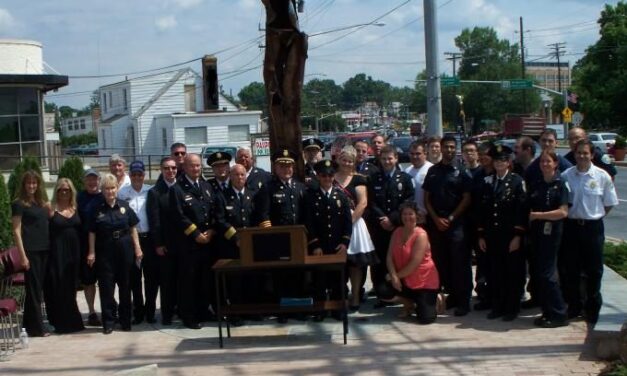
[404, 161, 434, 214]
[118, 174, 131, 189]
[561, 164, 618, 220]
[118, 183, 153, 233]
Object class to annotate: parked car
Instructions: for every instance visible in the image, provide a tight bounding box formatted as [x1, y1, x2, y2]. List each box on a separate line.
[588, 132, 618, 151]
[388, 136, 414, 163]
[494, 138, 541, 159]
[65, 143, 99, 155]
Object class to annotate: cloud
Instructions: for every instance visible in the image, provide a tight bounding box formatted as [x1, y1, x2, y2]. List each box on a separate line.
[155, 15, 177, 31]
[0, 8, 15, 33]
[172, 0, 203, 9]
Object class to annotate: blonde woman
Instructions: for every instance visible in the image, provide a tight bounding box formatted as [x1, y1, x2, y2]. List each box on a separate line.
[44, 178, 85, 334]
[11, 170, 51, 337]
[334, 145, 378, 310]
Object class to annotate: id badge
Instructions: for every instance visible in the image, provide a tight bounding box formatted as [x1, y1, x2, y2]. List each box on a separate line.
[543, 222, 552, 235]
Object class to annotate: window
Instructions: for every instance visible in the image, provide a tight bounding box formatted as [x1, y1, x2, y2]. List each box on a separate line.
[228, 124, 249, 142]
[184, 127, 207, 144]
[0, 88, 18, 115]
[17, 88, 39, 115]
[20, 116, 40, 141]
[184, 85, 195, 112]
[80, 119, 86, 129]
[123, 89, 128, 111]
[68, 122, 73, 131]
[162, 128, 167, 151]
[0, 144, 19, 169]
[0, 116, 19, 143]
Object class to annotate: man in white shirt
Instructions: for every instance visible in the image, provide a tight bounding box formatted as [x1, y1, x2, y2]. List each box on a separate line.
[561, 140, 618, 324]
[118, 160, 153, 324]
[404, 141, 433, 222]
[109, 153, 131, 189]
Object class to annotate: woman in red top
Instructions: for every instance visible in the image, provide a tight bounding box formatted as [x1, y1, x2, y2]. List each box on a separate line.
[377, 202, 440, 324]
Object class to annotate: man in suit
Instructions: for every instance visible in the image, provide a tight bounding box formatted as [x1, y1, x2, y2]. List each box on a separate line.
[236, 146, 271, 196]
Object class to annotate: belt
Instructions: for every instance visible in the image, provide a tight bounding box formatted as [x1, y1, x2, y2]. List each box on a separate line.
[138, 232, 150, 238]
[111, 229, 129, 239]
[569, 218, 601, 226]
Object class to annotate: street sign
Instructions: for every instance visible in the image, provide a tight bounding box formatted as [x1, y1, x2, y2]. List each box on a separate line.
[501, 79, 533, 90]
[562, 107, 573, 123]
[572, 111, 584, 126]
[440, 76, 460, 87]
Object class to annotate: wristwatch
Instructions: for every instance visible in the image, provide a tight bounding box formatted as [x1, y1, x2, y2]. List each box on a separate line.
[448, 214, 455, 222]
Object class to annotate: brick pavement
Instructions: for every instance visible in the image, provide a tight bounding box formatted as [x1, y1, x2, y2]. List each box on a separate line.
[0, 294, 607, 376]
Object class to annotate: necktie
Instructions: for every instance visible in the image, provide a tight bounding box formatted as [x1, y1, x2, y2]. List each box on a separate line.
[193, 181, 199, 190]
[494, 178, 501, 193]
[223, 182, 228, 190]
[238, 192, 244, 204]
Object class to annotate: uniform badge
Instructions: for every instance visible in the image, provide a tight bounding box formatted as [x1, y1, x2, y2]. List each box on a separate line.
[453, 170, 459, 177]
[484, 176, 493, 184]
[226, 206, 233, 210]
[120, 207, 126, 214]
[336, 199, 341, 207]
[589, 181, 597, 189]
[521, 181, 526, 193]
[184, 195, 193, 201]
[258, 181, 262, 189]
[97, 212, 104, 219]
[397, 182, 403, 191]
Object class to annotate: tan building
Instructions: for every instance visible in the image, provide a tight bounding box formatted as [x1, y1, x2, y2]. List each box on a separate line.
[526, 61, 571, 92]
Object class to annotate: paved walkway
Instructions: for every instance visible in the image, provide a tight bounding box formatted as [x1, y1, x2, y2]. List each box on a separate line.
[1, 293, 607, 376]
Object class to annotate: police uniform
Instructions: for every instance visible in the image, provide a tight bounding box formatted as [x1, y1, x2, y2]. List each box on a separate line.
[146, 175, 178, 325]
[561, 162, 618, 323]
[366, 166, 414, 290]
[216, 186, 257, 259]
[477, 145, 527, 320]
[206, 152, 232, 195]
[470, 166, 492, 307]
[245, 167, 271, 197]
[89, 199, 139, 332]
[422, 159, 473, 313]
[527, 175, 569, 325]
[169, 174, 225, 328]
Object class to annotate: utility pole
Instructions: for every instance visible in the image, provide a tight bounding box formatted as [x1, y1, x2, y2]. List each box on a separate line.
[548, 42, 566, 92]
[424, 0, 442, 137]
[519, 17, 527, 112]
[444, 52, 462, 77]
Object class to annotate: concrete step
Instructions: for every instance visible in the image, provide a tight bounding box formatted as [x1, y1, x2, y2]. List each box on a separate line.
[591, 265, 627, 359]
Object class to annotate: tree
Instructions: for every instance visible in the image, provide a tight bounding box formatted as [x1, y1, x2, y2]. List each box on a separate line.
[302, 78, 342, 116]
[341, 73, 392, 109]
[454, 27, 541, 133]
[0, 175, 12, 249]
[7, 156, 45, 201]
[319, 114, 346, 132]
[58, 157, 85, 192]
[237, 82, 267, 113]
[572, 2, 627, 131]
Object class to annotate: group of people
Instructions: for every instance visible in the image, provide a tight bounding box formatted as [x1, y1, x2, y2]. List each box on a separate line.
[9, 125, 618, 337]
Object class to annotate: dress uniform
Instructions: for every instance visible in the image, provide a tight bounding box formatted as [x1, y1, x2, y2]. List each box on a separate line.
[477, 145, 527, 321]
[169, 173, 225, 328]
[527, 172, 569, 326]
[89, 199, 139, 332]
[216, 185, 257, 259]
[367, 164, 414, 290]
[245, 167, 271, 196]
[303, 138, 325, 186]
[206, 152, 232, 195]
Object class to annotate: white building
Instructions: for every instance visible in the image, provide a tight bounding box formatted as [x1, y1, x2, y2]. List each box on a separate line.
[61, 113, 98, 137]
[97, 67, 259, 157]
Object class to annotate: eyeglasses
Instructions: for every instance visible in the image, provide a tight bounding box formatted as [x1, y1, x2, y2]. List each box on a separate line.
[162, 166, 177, 171]
[173, 152, 186, 156]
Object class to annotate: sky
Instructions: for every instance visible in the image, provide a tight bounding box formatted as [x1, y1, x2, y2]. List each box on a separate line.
[0, 0, 618, 108]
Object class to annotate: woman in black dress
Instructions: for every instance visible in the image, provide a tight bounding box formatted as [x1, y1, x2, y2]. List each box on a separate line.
[44, 178, 85, 334]
[11, 170, 51, 337]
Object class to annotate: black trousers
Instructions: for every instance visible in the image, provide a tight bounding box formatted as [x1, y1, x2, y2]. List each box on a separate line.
[376, 281, 438, 324]
[129, 236, 148, 320]
[177, 245, 216, 323]
[428, 220, 472, 309]
[23, 250, 48, 336]
[158, 246, 178, 322]
[96, 238, 133, 329]
[485, 233, 526, 315]
[369, 225, 393, 291]
[140, 236, 159, 321]
[560, 219, 605, 323]
[530, 221, 567, 321]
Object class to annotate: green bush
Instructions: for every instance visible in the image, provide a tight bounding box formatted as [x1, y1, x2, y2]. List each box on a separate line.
[61, 133, 97, 148]
[58, 156, 85, 192]
[0, 174, 12, 249]
[604, 242, 627, 279]
[7, 156, 46, 201]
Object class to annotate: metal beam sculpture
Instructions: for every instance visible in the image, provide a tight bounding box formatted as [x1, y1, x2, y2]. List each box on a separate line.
[261, 0, 308, 178]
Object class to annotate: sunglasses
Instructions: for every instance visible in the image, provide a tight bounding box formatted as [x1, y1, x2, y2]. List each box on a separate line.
[162, 166, 177, 171]
[173, 152, 186, 156]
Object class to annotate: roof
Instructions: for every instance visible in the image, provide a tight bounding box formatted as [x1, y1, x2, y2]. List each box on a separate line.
[100, 113, 128, 124]
[0, 74, 68, 92]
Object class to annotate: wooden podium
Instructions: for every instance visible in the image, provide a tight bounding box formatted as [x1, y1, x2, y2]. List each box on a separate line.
[213, 225, 348, 348]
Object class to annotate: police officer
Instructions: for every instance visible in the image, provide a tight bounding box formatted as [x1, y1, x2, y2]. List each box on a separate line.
[303, 138, 324, 184]
[561, 140, 618, 324]
[146, 156, 179, 325]
[527, 150, 569, 328]
[87, 173, 143, 334]
[304, 159, 352, 320]
[236, 146, 271, 196]
[367, 145, 414, 305]
[207, 151, 232, 194]
[255, 149, 307, 323]
[477, 145, 527, 321]
[423, 135, 472, 316]
[170, 153, 224, 329]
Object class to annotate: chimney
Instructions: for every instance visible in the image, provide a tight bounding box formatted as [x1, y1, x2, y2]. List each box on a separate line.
[202, 55, 219, 111]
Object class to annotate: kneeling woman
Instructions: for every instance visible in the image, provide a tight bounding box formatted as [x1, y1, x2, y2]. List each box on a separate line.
[377, 202, 440, 324]
[87, 173, 142, 334]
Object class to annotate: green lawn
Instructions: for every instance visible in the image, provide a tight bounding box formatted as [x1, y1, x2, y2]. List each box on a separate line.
[605, 242, 627, 279]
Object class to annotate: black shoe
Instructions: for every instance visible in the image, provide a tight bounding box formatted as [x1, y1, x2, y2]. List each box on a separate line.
[87, 313, 102, 326]
[121, 325, 132, 332]
[331, 311, 345, 321]
[367, 289, 377, 297]
[132, 317, 144, 325]
[349, 305, 360, 312]
[567, 310, 582, 319]
[228, 316, 244, 327]
[454, 307, 470, 317]
[502, 313, 517, 322]
[162, 318, 172, 326]
[146, 315, 156, 324]
[534, 316, 567, 328]
[473, 301, 491, 311]
[183, 321, 201, 330]
[373, 300, 393, 309]
[445, 296, 457, 310]
[520, 299, 539, 309]
[312, 313, 326, 322]
[277, 315, 288, 324]
[103, 327, 113, 335]
[487, 311, 503, 320]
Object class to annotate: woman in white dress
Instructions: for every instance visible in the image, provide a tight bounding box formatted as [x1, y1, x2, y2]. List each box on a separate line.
[334, 146, 379, 310]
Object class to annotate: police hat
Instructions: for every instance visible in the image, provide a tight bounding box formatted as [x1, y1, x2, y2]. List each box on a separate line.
[271, 149, 298, 164]
[302, 138, 324, 151]
[489, 144, 513, 161]
[314, 159, 337, 175]
[206, 151, 232, 166]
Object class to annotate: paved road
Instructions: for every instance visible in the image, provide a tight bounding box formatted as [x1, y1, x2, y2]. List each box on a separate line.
[604, 166, 626, 241]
